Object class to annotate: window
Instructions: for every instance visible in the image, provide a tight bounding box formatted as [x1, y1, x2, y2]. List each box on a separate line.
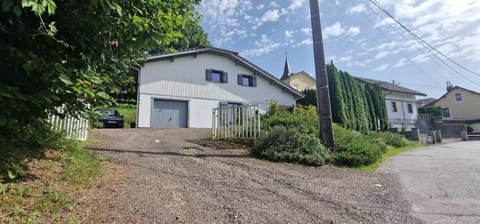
[455, 93, 462, 102]
[441, 108, 451, 118]
[407, 103, 413, 113]
[391, 102, 398, 112]
[237, 74, 257, 87]
[206, 69, 228, 83]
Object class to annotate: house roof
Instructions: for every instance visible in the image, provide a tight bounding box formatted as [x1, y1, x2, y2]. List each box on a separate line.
[355, 77, 427, 96]
[416, 98, 436, 106]
[290, 71, 316, 81]
[426, 86, 480, 106]
[145, 47, 304, 99]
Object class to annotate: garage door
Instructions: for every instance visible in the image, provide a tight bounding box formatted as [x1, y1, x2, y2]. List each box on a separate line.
[151, 99, 188, 128]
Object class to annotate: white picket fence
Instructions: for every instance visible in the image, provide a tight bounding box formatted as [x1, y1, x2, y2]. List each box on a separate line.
[48, 109, 89, 141]
[212, 104, 261, 140]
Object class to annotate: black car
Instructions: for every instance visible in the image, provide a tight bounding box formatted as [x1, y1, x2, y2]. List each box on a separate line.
[96, 108, 124, 128]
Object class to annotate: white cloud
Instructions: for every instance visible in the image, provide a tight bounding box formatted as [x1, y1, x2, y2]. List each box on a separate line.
[256, 4, 264, 10]
[288, 0, 305, 10]
[294, 38, 313, 47]
[394, 58, 407, 68]
[261, 9, 280, 22]
[347, 26, 361, 36]
[323, 22, 345, 38]
[301, 27, 312, 35]
[323, 22, 360, 39]
[348, 4, 366, 14]
[338, 56, 352, 62]
[373, 63, 389, 71]
[241, 34, 281, 56]
[374, 51, 391, 60]
[412, 53, 430, 63]
[270, 1, 279, 8]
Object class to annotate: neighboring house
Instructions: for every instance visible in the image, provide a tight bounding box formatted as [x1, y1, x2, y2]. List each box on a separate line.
[135, 47, 304, 128]
[416, 97, 436, 107]
[280, 57, 316, 91]
[356, 77, 427, 131]
[426, 85, 480, 125]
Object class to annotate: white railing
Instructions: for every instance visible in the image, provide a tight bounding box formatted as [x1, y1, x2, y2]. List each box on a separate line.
[212, 104, 260, 140]
[48, 109, 89, 141]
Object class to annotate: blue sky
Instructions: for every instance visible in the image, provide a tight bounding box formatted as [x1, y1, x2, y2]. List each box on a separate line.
[197, 0, 480, 99]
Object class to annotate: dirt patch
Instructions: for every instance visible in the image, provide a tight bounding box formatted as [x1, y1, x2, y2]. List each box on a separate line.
[83, 128, 422, 223]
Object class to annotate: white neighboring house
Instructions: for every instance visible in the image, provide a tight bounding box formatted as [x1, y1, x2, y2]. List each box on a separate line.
[135, 47, 304, 128]
[356, 77, 427, 131]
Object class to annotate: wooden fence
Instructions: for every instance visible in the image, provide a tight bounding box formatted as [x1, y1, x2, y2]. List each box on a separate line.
[48, 110, 89, 141]
[212, 104, 260, 140]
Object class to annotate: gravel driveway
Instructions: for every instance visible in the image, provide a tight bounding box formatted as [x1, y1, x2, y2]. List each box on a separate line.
[81, 128, 421, 224]
[380, 141, 480, 224]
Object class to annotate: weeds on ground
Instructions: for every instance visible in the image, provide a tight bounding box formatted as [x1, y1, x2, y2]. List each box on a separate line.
[0, 139, 102, 223]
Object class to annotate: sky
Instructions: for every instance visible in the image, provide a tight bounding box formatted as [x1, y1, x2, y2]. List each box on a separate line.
[196, 0, 480, 99]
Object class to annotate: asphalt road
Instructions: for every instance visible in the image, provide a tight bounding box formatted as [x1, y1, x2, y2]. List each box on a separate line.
[380, 141, 480, 224]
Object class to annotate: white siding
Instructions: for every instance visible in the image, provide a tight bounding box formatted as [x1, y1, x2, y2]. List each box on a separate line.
[138, 53, 297, 128]
[384, 91, 418, 130]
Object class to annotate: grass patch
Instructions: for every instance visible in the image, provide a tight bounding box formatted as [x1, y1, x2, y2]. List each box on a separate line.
[358, 144, 421, 171]
[0, 140, 102, 223]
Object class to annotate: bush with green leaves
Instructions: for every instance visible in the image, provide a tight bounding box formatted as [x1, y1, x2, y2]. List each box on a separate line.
[253, 127, 330, 166]
[366, 131, 410, 148]
[332, 124, 383, 167]
[262, 105, 319, 136]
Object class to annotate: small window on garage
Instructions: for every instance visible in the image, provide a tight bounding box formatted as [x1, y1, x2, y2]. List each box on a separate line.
[407, 103, 413, 113]
[237, 74, 257, 87]
[206, 69, 228, 83]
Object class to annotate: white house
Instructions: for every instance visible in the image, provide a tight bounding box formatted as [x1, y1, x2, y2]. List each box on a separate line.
[356, 77, 427, 131]
[135, 47, 304, 128]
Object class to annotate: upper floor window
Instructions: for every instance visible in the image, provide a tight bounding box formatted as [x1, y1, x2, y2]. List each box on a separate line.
[441, 108, 451, 118]
[455, 93, 462, 102]
[206, 69, 228, 83]
[391, 102, 398, 112]
[407, 103, 413, 113]
[237, 74, 257, 87]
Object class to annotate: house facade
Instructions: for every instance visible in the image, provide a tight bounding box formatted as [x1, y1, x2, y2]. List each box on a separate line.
[136, 47, 303, 128]
[427, 85, 480, 131]
[356, 78, 427, 131]
[280, 57, 316, 91]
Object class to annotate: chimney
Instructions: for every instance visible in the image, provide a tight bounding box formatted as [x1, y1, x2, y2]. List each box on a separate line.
[446, 81, 454, 91]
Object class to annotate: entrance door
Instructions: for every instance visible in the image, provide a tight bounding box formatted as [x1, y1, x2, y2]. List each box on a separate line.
[151, 99, 188, 128]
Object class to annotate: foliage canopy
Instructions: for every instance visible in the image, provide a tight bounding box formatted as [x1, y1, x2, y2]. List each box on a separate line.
[0, 0, 204, 149]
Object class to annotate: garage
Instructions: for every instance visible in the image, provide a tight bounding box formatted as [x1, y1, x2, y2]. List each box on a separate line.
[151, 99, 188, 128]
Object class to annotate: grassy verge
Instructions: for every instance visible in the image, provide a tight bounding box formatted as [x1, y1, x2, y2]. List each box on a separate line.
[358, 144, 422, 171]
[0, 140, 102, 223]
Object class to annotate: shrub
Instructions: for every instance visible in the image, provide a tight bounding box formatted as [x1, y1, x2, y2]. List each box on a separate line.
[253, 127, 330, 166]
[366, 131, 410, 148]
[262, 106, 318, 136]
[332, 125, 383, 167]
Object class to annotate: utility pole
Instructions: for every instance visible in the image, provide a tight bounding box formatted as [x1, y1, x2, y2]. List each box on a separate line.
[309, 0, 334, 148]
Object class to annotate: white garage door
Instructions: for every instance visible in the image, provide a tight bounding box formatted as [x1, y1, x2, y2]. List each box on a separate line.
[151, 99, 188, 128]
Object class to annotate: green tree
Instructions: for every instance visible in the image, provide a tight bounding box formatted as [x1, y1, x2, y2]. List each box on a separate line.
[297, 89, 317, 107]
[0, 0, 202, 149]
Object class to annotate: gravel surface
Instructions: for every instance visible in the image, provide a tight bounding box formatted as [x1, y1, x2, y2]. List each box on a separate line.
[81, 128, 422, 224]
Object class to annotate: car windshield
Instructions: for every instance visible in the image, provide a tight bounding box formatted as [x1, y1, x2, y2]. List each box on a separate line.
[97, 109, 118, 116]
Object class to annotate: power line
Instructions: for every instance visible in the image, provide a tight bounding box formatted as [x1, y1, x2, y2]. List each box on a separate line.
[348, 0, 443, 87]
[368, 0, 480, 77]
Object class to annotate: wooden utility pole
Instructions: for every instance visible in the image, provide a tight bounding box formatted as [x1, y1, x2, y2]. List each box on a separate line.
[309, 0, 334, 148]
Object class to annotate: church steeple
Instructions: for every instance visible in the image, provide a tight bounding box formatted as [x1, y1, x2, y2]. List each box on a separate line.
[281, 56, 292, 80]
